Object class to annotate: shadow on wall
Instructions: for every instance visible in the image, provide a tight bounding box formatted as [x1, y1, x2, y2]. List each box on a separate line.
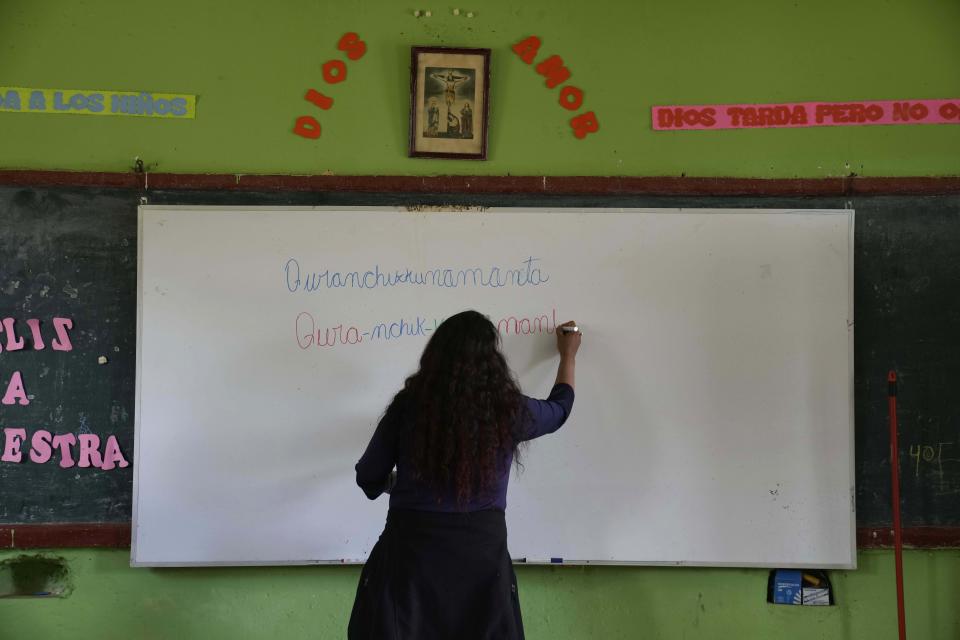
[0, 554, 71, 598]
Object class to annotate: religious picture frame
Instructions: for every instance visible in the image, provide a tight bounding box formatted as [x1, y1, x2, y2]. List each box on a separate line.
[409, 46, 490, 160]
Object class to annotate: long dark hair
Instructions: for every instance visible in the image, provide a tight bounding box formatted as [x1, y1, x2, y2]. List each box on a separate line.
[388, 310, 525, 504]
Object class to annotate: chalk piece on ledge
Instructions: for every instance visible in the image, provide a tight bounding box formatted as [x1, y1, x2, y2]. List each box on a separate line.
[97, 356, 108, 365]
[466, 11, 474, 17]
[425, 10, 432, 17]
[453, 8, 460, 15]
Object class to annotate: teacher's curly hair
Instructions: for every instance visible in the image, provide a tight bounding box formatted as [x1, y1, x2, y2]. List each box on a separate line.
[386, 310, 527, 505]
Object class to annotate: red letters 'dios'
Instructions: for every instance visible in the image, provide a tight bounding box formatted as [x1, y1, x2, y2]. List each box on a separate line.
[294, 32, 366, 140]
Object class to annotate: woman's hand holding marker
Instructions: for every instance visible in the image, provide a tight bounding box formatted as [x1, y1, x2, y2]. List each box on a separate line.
[557, 321, 581, 357]
[555, 321, 581, 389]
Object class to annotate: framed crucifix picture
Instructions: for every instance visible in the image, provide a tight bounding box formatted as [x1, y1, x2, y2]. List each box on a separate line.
[409, 46, 490, 160]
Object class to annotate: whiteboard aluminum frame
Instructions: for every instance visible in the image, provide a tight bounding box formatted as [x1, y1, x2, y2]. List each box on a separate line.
[132, 205, 856, 568]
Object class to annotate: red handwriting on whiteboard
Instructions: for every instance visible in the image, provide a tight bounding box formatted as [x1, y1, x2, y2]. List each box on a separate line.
[293, 32, 367, 139]
[511, 36, 599, 139]
[295, 308, 561, 350]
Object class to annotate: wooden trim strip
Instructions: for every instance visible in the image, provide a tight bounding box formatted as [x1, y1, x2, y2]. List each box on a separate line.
[0, 170, 143, 189]
[2, 523, 957, 550]
[2, 523, 131, 549]
[857, 527, 960, 549]
[0, 170, 959, 196]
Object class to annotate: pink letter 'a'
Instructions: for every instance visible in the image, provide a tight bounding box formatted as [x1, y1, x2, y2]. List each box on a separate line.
[100, 435, 129, 471]
[77, 434, 104, 468]
[2, 371, 29, 406]
[2, 428, 27, 462]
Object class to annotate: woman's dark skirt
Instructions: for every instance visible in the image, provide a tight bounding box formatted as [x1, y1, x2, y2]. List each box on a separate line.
[348, 508, 525, 640]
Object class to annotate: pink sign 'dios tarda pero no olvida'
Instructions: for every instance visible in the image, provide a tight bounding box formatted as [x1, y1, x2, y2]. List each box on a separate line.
[653, 98, 960, 130]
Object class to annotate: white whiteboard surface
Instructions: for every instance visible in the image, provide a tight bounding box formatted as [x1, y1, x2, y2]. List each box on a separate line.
[133, 206, 855, 568]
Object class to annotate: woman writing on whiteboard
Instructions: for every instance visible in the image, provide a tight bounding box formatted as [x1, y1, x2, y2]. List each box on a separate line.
[349, 310, 581, 640]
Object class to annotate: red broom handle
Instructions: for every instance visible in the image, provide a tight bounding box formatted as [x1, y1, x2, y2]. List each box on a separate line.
[888, 370, 906, 640]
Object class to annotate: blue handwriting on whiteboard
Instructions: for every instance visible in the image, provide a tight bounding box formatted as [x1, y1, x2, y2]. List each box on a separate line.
[284, 257, 550, 292]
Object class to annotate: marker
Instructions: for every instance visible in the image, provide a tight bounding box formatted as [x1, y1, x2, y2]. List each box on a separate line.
[550, 557, 563, 564]
[560, 325, 580, 334]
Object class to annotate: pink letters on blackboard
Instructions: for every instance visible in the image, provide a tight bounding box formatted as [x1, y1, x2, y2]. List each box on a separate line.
[1, 371, 28, 406]
[1, 428, 27, 462]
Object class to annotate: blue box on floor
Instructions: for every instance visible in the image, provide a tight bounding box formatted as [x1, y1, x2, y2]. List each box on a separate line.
[771, 569, 803, 605]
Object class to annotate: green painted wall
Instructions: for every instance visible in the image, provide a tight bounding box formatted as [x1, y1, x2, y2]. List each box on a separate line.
[0, 550, 957, 639]
[1, 0, 958, 177]
[2, 2, 959, 638]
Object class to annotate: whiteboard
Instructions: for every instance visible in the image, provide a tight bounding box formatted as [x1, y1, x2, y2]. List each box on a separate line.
[133, 206, 855, 568]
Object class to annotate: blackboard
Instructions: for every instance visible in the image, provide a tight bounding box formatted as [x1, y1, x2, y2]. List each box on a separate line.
[1, 186, 957, 531]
